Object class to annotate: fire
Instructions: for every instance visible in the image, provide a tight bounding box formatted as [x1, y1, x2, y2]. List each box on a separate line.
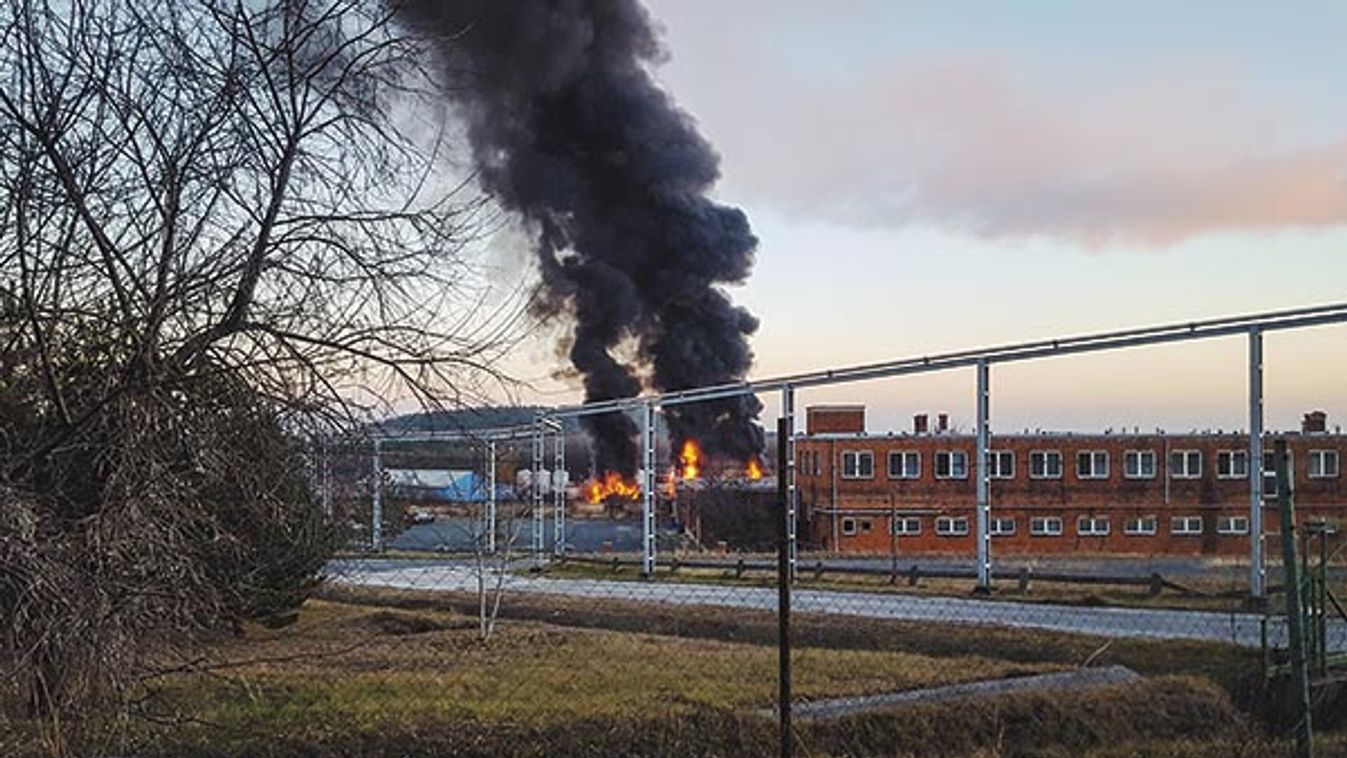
[665, 469, 677, 499]
[582, 472, 642, 504]
[746, 457, 764, 481]
[679, 439, 702, 480]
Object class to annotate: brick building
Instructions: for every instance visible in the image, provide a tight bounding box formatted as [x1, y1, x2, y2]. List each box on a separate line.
[796, 405, 1345, 556]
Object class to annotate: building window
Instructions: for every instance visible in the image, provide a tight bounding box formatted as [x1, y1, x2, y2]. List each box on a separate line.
[1171, 516, 1203, 536]
[892, 517, 921, 535]
[888, 450, 921, 479]
[1124, 450, 1157, 479]
[1309, 450, 1341, 479]
[936, 516, 969, 536]
[841, 517, 857, 536]
[1077, 516, 1111, 536]
[1217, 450, 1249, 479]
[1218, 516, 1249, 535]
[813, 451, 821, 476]
[841, 450, 874, 479]
[1030, 451, 1063, 479]
[1124, 516, 1157, 536]
[1030, 517, 1063, 536]
[935, 451, 969, 479]
[989, 517, 1016, 536]
[860, 519, 873, 533]
[1170, 450, 1203, 479]
[1076, 450, 1109, 480]
[987, 450, 1015, 479]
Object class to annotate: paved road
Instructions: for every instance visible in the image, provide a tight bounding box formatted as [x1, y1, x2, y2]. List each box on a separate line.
[389, 519, 1345, 582]
[331, 559, 1347, 650]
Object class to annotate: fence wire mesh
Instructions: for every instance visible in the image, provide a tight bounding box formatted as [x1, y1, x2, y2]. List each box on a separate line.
[6, 421, 1347, 758]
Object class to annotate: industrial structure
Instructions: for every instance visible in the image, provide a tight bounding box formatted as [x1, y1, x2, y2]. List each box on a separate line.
[797, 406, 1345, 556]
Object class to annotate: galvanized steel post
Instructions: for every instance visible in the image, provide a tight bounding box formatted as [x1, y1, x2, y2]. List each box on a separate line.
[486, 439, 498, 555]
[531, 415, 545, 564]
[371, 439, 383, 552]
[553, 423, 567, 556]
[975, 358, 992, 592]
[782, 385, 798, 580]
[641, 402, 658, 577]
[1249, 327, 1266, 601]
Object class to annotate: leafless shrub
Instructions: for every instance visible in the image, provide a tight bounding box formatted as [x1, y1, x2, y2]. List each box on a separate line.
[0, 0, 521, 750]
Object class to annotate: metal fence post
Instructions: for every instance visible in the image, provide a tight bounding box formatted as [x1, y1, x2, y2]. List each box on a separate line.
[553, 422, 567, 556]
[776, 415, 793, 758]
[1249, 326, 1266, 602]
[975, 358, 992, 593]
[532, 416, 545, 565]
[371, 439, 383, 552]
[782, 385, 798, 580]
[487, 438, 498, 555]
[1276, 437, 1313, 757]
[641, 402, 658, 577]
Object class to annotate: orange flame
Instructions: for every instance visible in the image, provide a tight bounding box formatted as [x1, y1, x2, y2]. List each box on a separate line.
[679, 439, 702, 481]
[665, 469, 677, 499]
[746, 457, 764, 481]
[582, 472, 642, 504]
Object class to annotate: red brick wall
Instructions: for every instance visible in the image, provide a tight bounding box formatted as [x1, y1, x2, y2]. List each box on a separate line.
[796, 431, 1346, 556]
[805, 406, 865, 435]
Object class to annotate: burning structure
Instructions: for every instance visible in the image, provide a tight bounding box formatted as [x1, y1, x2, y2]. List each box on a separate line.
[397, 1, 765, 498]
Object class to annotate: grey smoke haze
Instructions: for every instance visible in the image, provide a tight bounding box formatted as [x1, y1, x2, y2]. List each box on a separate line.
[396, 0, 764, 475]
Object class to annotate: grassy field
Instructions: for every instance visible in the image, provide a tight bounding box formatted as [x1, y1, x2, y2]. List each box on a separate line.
[9, 584, 1346, 757]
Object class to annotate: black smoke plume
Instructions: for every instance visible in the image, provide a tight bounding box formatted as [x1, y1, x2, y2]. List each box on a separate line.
[397, 0, 764, 476]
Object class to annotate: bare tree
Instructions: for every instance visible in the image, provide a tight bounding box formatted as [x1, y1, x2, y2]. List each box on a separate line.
[0, 0, 522, 750]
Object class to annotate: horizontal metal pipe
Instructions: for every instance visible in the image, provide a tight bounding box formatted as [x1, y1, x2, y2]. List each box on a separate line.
[546, 303, 1347, 419]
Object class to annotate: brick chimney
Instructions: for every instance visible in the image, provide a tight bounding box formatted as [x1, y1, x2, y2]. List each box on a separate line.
[1303, 410, 1328, 434]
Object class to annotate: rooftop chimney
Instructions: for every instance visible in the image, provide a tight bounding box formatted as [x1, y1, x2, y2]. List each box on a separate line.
[914, 414, 929, 435]
[1303, 410, 1328, 434]
[937, 413, 950, 433]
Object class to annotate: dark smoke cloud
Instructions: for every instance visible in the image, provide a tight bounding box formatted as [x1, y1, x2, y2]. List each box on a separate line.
[397, 0, 764, 475]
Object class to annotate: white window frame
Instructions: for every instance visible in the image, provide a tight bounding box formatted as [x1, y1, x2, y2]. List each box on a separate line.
[892, 517, 921, 535]
[887, 450, 921, 480]
[1030, 516, 1063, 536]
[841, 517, 858, 536]
[841, 450, 874, 480]
[988, 450, 1015, 479]
[989, 517, 1016, 536]
[1124, 450, 1157, 480]
[1076, 450, 1110, 480]
[1124, 516, 1157, 536]
[1309, 450, 1340, 479]
[1030, 450, 1063, 480]
[1170, 450, 1203, 479]
[1262, 450, 1292, 499]
[1217, 516, 1249, 535]
[935, 516, 970, 536]
[935, 450, 969, 480]
[1076, 516, 1111, 536]
[1171, 516, 1203, 536]
[1216, 450, 1249, 479]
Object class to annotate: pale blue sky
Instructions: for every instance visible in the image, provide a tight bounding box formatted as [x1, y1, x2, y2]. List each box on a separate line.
[496, 1, 1347, 434]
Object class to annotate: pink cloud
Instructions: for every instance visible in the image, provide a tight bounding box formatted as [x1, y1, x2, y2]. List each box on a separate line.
[710, 54, 1347, 246]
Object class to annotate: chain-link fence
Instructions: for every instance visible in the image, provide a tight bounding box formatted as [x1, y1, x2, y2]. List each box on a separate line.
[8, 414, 1340, 758]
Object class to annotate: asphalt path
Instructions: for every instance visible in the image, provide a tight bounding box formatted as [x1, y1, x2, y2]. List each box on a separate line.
[330, 559, 1347, 650]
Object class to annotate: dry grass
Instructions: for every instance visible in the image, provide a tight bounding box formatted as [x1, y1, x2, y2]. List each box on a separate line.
[5, 593, 1280, 757]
